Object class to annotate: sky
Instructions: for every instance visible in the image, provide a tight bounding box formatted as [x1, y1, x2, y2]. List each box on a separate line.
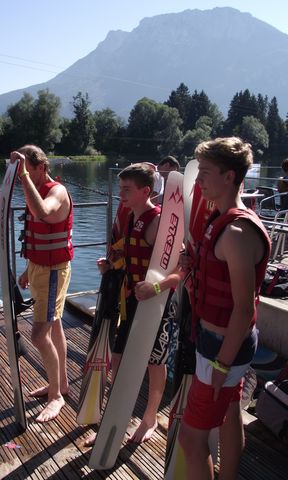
[1, 0, 288, 95]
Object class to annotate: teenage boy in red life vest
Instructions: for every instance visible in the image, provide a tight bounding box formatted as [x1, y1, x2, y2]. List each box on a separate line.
[178, 137, 271, 480]
[10, 145, 73, 423]
[85, 162, 181, 447]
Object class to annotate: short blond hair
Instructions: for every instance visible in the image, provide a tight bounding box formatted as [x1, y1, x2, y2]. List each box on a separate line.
[195, 137, 253, 186]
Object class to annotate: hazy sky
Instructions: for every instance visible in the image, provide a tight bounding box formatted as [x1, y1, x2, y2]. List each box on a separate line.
[1, 0, 287, 95]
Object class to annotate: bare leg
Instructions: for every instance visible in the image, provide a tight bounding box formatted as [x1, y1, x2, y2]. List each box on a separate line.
[179, 421, 214, 480]
[29, 319, 69, 397]
[51, 319, 69, 393]
[128, 363, 166, 443]
[218, 401, 244, 480]
[30, 322, 65, 422]
[84, 352, 122, 447]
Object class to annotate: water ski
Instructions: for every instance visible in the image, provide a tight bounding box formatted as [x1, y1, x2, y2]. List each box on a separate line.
[0, 160, 27, 431]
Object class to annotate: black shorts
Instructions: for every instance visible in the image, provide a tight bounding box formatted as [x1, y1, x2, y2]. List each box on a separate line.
[113, 293, 175, 365]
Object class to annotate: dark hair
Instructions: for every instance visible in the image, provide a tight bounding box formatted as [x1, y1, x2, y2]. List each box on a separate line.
[18, 144, 50, 172]
[158, 155, 180, 170]
[118, 163, 155, 193]
[194, 137, 253, 186]
[281, 158, 288, 173]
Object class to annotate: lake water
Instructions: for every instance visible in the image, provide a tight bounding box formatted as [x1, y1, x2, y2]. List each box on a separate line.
[0, 160, 123, 300]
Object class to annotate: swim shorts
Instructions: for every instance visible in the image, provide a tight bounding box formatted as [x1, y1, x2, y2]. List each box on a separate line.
[28, 261, 71, 323]
[183, 325, 258, 429]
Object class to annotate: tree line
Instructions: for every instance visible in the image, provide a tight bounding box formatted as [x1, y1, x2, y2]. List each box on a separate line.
[0, 84, 287, 164]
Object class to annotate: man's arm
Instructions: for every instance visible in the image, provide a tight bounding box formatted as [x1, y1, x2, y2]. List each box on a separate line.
[135, 213, 183, 300]
[10, 150, 69, 221]
[216, 223, 256, 366]
[21, 175, 66, 221]
[134, 266, 182, 301]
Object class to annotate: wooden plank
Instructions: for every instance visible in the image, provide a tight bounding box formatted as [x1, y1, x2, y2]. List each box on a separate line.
[1, 307, 288, 480]
[240, 428, 288, 480]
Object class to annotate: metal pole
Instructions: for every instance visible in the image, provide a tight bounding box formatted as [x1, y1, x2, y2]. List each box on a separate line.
[107, 169, 113, 250]
[10, 209, 16, 276]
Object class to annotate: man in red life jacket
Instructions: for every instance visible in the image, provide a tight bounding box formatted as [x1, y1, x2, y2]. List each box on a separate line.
[178, 137, 271, 480]
[10, 145, 73, 423]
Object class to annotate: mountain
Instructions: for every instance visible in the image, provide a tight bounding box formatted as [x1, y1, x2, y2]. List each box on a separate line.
[1, 7, 288, 119]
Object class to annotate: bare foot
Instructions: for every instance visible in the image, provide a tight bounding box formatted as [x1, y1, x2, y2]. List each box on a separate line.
[35, 396, 65, 423]
[29, 385, 69, 397]
[127, 419, 158, 444]
[84, 432, 96, 447]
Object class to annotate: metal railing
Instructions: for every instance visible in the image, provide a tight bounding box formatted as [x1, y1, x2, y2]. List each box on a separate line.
[8, 168, 285, 276]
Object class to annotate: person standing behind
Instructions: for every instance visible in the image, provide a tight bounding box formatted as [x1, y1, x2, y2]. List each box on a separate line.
[10, 145, 73, 423]
[277, 158, 288, 210]
[158, 155, 180, 184]
[178, 137, 271, 480]
[277, 158, 288, 194]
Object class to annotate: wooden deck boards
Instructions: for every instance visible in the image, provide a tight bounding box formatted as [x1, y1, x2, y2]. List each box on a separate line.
[0, 306, 288, 480]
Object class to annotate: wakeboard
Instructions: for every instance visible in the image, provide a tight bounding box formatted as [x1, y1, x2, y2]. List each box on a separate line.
[89, 170, 184, 470]
[0, 160, 27, 431]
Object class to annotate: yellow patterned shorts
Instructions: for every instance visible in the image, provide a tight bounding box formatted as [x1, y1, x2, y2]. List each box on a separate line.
[28, 261, 71, 323]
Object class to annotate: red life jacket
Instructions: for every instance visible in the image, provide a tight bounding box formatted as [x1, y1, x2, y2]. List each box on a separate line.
[192, 208, 271, 329]
[24, 181, 73, 266]
[125, 206, 161, 288]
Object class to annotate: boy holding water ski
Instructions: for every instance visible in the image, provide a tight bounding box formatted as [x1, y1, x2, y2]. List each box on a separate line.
[178, 137, 271, 480]
[85, 163, 181, 446]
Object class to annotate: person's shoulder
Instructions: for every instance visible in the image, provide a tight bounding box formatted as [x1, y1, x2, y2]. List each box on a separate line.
[221, 217, 253, 242]
[225, 217, 265, 248]
[227, 216, 258, 232]
[47, 182, 70, 203]
[151, 211, 161, 225]
[278, 177, 288, 193]
[49, 181, 68, 193]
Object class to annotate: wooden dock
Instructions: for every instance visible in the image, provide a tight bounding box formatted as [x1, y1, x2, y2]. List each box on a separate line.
[0, 305, 287, 480]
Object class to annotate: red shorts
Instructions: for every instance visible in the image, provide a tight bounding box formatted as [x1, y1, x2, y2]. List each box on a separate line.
[183, 374, 243, 430]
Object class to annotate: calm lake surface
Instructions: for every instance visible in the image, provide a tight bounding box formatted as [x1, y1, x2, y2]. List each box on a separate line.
[0, 160, 123, 300]
[0, 159, 282, 301]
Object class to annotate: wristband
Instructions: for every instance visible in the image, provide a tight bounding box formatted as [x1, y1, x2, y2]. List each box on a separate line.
[216, 357, 231, 369]
[20, 171, 29, 178]
[153, 282, 161, 295]
[208, 359, 230, 375]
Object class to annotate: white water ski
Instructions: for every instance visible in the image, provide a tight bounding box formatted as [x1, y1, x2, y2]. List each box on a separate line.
[77, 269, 122, 425]
[0, 160, 27, 431]
[89, 170, 184, 470]
[77, 196, 126, 426]
[165, 160, 197, 479]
